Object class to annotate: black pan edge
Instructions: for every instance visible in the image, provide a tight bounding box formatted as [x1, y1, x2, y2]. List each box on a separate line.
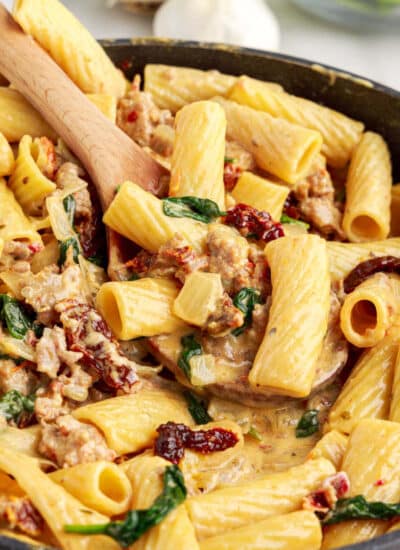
[1, 38, 400, 550]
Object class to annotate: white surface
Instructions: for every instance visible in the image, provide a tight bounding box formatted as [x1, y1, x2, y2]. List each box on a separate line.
[4, 0, 400, 91]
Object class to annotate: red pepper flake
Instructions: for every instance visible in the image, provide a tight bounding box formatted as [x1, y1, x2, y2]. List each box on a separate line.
[27, 243, 42, 254]
[154, 422, 239, 464]
[223, 162, 242, 191]
[224, 203, 284, 243]
[343, 256, 400, 294]
[374, 479, 386, 487]
[127, 110, 138, 123]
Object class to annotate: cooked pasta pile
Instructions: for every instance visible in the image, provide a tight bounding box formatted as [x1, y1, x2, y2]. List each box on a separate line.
[1, 1, 400, 549]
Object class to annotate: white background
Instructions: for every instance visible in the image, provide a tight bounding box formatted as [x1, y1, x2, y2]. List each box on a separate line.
[4, 0, 400, 91]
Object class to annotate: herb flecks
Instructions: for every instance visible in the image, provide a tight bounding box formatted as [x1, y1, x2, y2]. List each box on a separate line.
[58, 237, 80, 267]
[183, 391, 212, 425]
[178, 334, 202, 380]
[232, 288, 262, 336]
[280, 213, 310, 229]
[295, 410, 319, 438]
[162, 196, 226, 224]
[0, 390, 35, 425]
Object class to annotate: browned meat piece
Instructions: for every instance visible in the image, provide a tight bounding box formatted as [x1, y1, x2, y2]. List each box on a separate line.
[0, 241, 41, 272]
[57, 300, 139, 392]
[150, 124, 175, 157]
[36, 326, 83, 379]
[38, 414, 116, 467]
[0, 359, 37, 396]
[35, 137, 57, 181]
[293, 158, 345, 238]
[0, 495, 43, 537]
[34, 380, 70, 422]
[206, 293, 244, 337]
[225, 141, 256, 172]
[117, 88, 173, 147]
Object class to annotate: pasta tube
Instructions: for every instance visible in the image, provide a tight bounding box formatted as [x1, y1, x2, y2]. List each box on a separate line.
[186, 457, 335, 540]
[0, 179, 42, 244]
[86, 93, 117, 122]
[327, 238, 400, 282]
[343, 132, 392, 242]
[200, 510, 322, 550]
[340, 273, 400, 347]
[49, 461, 132, 516]
[103, 181, 207, 253]
[96, 278, 186, 340]
[0, 445, 118, 550]
[122, 455, 200, 550]
[389, 346, 400, 422]
[327, 331, 398, 434]
[231, 171, 289, 220]
[173, 272, 224, 327]
[170, 101, 226, 210]
[249, 235, 330, 397]
[213, 97, 322, 184]
[307, 430, 348, 470]
[322, 419, 400, 549]
[13, 0, 126, 97]
[0, 131, 14, 176]
[229, 75, 364, 167]
[73, 386, 192, 455]
[9, 135, 56, 214]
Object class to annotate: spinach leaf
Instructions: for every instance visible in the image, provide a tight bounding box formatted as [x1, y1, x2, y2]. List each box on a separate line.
[177, 334, 202, 380]
[0, 294, 34, 339]
[162, 197, 226, 224]
[224, 156, 235, 164]
[58, 237, 80, 267]
[87, 253, 106, 268]
[183, 391, 212, 425]
[280, 214, 310, 229]
[65, 465, 186, 547]
[247, 426, 262, 441]
[128, 272, 140, 281]
[295, 410, 319, 438]
[323, 495, 400, 525]
[63, 195, 76, 226]
[231, 287, 262, 336]
[0, 353, 24, 364]
[0, 390, 35, 423]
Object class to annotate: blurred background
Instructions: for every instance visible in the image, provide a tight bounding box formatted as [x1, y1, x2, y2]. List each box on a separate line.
[4, 0, 400, 90]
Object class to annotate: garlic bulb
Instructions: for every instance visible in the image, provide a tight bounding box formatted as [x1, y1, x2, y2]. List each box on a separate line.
[153, 0, 280, 52]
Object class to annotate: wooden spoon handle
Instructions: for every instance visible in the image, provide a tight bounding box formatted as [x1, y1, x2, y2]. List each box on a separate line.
[0, 4, 166, 208]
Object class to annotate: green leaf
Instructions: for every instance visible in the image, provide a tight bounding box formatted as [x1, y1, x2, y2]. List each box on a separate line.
[0, 353, 24, 364]
[65, 465, 187, 547]
[0, 390, 35, 424]
[232, 287, 262, 336]
[0, 294, 34, 339]
[87, 253, 107, 268]
[247, 425, 262, 441]
[280, 214, 310, 229]
[224, 156, 235, 164]
[162, 196, 226, 224]
[183, 391, 212, 425]
[295, 410, 319, 438]
[63, 195, 76, 226]
[323, 495, 400, 525]
[58, 237, 80, 267]
[178, 334, 202, 380]
[128, 272, 140, 281]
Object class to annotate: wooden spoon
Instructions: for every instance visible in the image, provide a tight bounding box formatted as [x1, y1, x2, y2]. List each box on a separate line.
[0, 4, 167, 210]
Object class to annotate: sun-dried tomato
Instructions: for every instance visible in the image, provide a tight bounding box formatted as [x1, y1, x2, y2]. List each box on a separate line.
[223, 162, 242, 191]
[283, 191, 301, 220]
[127, 110, 138, 123]
[343, 256, 400, 294]
[125, 250, 154, 275]
[154, 421, 239, 464]
[224, 203, 284, 243]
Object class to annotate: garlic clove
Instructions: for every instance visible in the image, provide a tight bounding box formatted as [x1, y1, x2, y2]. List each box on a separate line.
[153, 0, 280, 52]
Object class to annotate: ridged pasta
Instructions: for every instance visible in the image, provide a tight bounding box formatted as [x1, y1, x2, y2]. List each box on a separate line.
[73, 386, 192, 455]
[389, 346, 400, 422]
[343, 132, 392, 242]
[340, 273, 400, 347]
[186, 457, 335, 540]
[327, 238, 400, 282]
[173, 272, 224, 327]
[30, 235, 59, 273]
[213, 97, 322, 184]
[0, 445, 118, 550]
[327, 332, 399, 434]
[86, 93, 117, 122]
[249, 235, 330, 397]
[49, 461, 132, 516]
[231, 171, 289, 220]
[122, 454, 200, 550]
[96, 278, 186, 340]
[8, 135, 56, 215]
[103, 181, 207, 253]
[229, 75, 364, 167]
[322, 419, 400, 549]
[13, 0, 126, 97]
[0, 178, 42, 244]
[0, 131, 14, 176]
[307, 430, 348, 470]
[170, 101, 226, 210]
[200, 510, 322, 550]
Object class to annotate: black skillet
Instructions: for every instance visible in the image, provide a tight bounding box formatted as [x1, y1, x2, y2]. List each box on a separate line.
[1, 38, 400, 550]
